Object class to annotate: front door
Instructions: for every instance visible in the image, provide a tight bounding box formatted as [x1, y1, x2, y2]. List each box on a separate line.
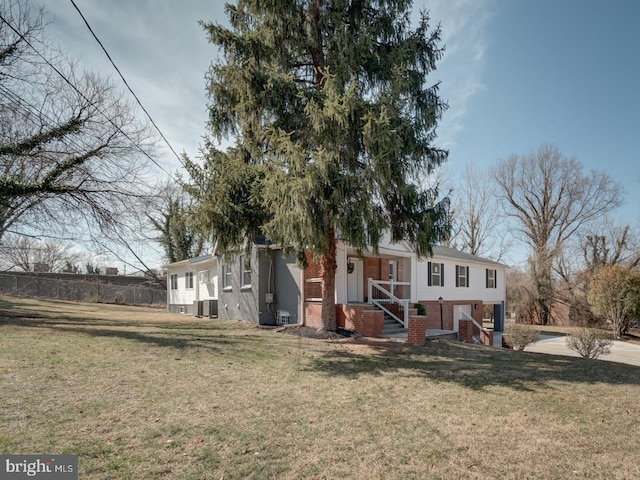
[347, 258, 363, 302]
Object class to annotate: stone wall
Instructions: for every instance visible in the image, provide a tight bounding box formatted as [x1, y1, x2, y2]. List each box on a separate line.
[0, 272, 166, 306]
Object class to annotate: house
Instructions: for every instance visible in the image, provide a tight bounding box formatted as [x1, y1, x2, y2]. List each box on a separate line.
[167, 254, 219, 316]
[166, 245, 301, 324]
[165, 236, 507, 338]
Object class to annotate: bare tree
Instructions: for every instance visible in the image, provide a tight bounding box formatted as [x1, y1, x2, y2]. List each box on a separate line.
[0, 0, 157, 242]
[555, 220, 639, 326]
[491, 144, 623, 324]
[580, 222, 640, 273]
[146, 180, 206, 264]
[0, 234, 81, 272]
[449, 162, 510, 261]
[505, 266, 538, 324]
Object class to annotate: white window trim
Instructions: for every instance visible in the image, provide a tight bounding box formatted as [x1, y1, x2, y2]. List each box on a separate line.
[185, 271, 194, 290]
[240, 254, 251, 289]
[456, 265, 469, 288]
[222, 264, 232, 291]
[429, 262, 444, 287]
[486, 268, 497, 289]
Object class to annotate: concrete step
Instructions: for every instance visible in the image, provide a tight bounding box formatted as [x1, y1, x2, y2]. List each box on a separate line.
[427, 330, 458, 341]
[383, 317, 406, 334]
[383, 317, 403, 326]
[383, 327, 408, 335]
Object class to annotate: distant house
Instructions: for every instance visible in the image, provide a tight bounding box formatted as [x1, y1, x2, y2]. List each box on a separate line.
[165, 236, 507, 337]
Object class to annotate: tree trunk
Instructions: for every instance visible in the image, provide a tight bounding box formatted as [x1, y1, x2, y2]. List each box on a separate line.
[320, 225, 337, 332]
[532, 248, 553, 325]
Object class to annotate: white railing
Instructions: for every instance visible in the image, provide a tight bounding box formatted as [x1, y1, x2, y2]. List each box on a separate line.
[460, 310, 492, 345]
[368, 279, 411, 327]
[460, 310, 490, 333]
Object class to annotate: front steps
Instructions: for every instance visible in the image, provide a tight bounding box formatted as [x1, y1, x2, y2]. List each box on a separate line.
[383, 314, 407, 335]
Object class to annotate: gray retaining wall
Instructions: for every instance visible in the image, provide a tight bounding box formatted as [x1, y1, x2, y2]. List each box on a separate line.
[0, 272, 166, 306]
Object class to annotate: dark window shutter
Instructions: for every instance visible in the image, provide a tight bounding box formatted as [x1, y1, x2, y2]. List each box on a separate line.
[494, 269, 497, 289]
[441, 263, 445, 286]
[486, 269, 489, 288]
[455, 265, 459, 287]
[466, 266, 470, 288]
[428, 262, 432, 286]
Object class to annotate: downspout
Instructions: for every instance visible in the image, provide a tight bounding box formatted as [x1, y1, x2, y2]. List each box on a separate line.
[300, 261, 306, 326]
[165, 266, 170, 312]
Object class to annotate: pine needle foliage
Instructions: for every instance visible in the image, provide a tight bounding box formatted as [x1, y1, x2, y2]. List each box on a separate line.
[187, 0, 451, 330]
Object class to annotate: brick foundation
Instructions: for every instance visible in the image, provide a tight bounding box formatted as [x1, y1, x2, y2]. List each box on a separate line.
[459, 319, 473, 343]
[479, 328, 493, 346]
[407, 315, 427, 346]
[304, 302, 323, 329]
[416, 300, 485, 333]
[336, 303, 384, 337]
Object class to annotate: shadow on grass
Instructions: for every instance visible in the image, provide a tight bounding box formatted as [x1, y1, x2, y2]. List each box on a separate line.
[1, 319, 259, 353]
[306, 337, 640, 391]
[3, 297, 638, 391]
[0, 299, 265, 353]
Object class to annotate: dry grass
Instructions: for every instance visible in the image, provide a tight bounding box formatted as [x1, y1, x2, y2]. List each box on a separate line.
[1, 296, 639, 479]
[523, 323, 640, 346]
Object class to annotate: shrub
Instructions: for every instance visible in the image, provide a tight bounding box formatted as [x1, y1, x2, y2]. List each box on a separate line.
[504, 323, 539, 351]
[566, 328, 613, 359]
[588, 266, 640, 338]
[413, 303, 426, 316]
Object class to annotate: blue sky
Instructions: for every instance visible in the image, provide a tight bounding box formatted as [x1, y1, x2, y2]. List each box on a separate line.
[440, 0, 640, 195]
[46, 0, 639, 267]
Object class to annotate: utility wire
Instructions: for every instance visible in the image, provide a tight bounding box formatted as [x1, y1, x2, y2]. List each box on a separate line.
[69, 0, 187, 171]
[0, 12, 179, 182]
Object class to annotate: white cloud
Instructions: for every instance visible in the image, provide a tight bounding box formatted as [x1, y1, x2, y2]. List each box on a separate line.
[416, 0, 494, 149]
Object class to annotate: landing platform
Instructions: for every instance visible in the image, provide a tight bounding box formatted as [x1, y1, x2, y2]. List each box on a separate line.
[380, 329, 458, 340]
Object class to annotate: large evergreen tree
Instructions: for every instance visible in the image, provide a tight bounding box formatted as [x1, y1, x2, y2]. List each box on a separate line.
[188, 0, 450, 331]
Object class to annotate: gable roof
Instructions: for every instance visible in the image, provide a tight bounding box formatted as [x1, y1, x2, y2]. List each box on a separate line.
[430, 245, 507, 268]
[164, 254, 217, 269]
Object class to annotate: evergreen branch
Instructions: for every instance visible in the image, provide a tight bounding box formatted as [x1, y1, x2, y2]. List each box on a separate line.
[0, 115, 84, 156]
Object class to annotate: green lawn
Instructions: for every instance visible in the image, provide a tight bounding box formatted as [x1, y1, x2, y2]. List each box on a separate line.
[1, 297, 639, 479]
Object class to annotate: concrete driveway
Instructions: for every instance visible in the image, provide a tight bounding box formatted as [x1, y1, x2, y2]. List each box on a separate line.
[524, 334, 640, 367]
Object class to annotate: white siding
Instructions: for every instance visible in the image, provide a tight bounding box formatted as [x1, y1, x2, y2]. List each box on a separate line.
[167, 258, 219, 308]
[197, 268, 218, 300]
[416, 258, 506, 304]
[168, 264, 197, 306]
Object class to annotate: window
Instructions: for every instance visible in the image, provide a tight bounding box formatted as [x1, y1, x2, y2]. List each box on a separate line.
[486, 269, 497, 289]
[170, 274, 178, 290]
[199, 271, 209, 284]
[222, 264, 232, 290]
[389, 260, 397, 282]
[427, 262, 445, 287]
[240, 254, 251, 287]
[185, 271, 194, 289]
[456, 265, 469, 288]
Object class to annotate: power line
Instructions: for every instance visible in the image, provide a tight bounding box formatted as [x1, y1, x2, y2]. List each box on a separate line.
[69, 0, 188, 171]
[0, 11, 179, 182]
